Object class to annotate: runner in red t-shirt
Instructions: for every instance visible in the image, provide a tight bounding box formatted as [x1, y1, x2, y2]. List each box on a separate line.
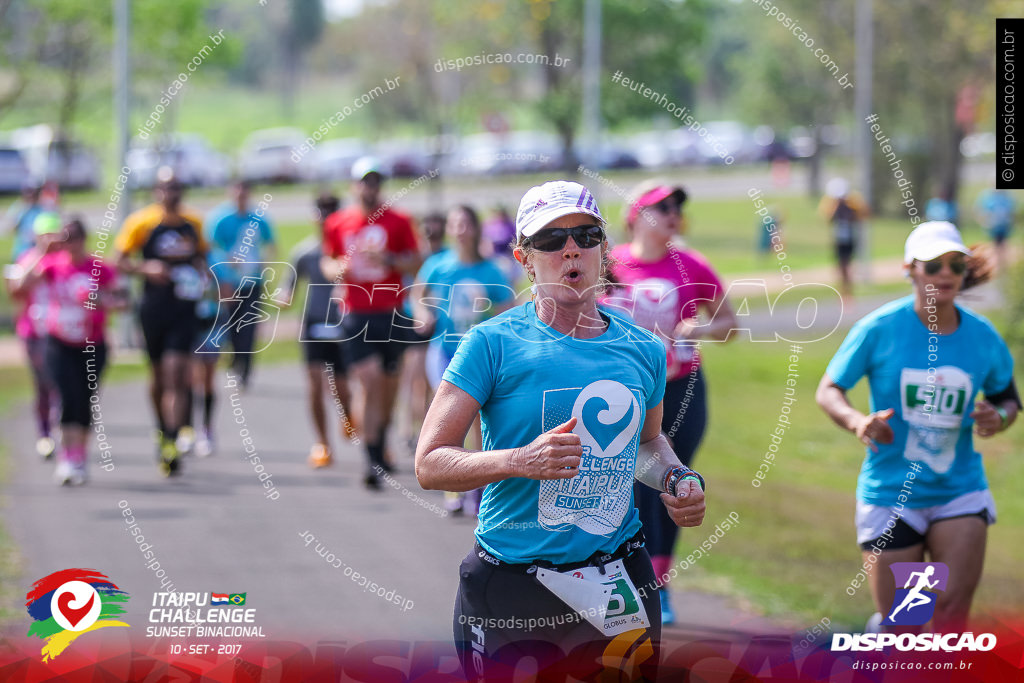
[321, 157, 422, 489]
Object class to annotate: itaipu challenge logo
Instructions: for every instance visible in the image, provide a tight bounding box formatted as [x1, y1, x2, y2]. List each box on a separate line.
[25, 569, 129, 661]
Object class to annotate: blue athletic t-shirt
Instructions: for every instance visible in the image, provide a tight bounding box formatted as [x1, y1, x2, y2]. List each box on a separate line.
[826, 296, 1015, 507]
[443, 301, 667, 564]
[206, 202, 275, 283]
[416, 251, 514, 357]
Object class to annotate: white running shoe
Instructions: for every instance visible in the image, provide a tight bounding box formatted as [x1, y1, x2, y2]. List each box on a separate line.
[194, 431, 213, 458]
[69, 463, 87, 486]
[864, 612, 883, 633]
[36, 437, 56, 460]
[54, 460, 74, 486]
[176, 426, 196, 455]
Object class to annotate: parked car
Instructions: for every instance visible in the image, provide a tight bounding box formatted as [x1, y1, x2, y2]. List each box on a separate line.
[751, 125, 795, 162]
[454, 131, 563, 175]
[11, 126, 100, 190]
[374, 138, 435, 179]
[629, 129, 701, 169]
[695, 121, 758, 165]
[238, 128, 310, 184]
[0, 146, 30, 194]
[309, 138, 372, 182]
[126, 134, 230, 189]
[578, 137, 640, 170]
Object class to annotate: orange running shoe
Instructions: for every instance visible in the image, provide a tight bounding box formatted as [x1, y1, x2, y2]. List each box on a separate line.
[307, 443, 333, 468]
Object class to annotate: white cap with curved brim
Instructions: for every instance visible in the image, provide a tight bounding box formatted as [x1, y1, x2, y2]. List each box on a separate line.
[351, 156, 385, 181]
[515, 181, 604, 240]
[904, 221, 972, 264]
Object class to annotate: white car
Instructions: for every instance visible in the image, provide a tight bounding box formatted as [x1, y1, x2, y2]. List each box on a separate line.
[238, 128, 310, 184]
[310, 138, 372, 182]
[0, 146, 30, 194]
[126, 134, 230, 189]
[10, 125, 100, 190]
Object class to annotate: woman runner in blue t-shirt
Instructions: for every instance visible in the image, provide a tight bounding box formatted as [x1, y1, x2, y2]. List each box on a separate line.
[817, 221, 1019, 633]
[416, 181, 707, 681]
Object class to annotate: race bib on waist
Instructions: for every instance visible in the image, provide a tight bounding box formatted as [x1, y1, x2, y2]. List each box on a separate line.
[536, 559, 650, 636]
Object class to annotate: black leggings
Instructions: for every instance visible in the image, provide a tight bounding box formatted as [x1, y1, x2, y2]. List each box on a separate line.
[46, 337, 107, 428]
[634, 370, 708, 558]
[453, 544, 661, 682]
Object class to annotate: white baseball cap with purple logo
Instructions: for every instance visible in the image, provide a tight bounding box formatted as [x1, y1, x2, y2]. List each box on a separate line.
[515, 181, 604, 240]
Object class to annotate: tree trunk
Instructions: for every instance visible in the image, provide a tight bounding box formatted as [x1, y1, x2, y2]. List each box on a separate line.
[807, 124, 823, 200]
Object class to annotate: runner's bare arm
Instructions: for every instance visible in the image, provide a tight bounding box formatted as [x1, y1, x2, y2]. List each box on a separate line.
[389, 249, 421, 276]
[632, 403, 707, 527]
[677, 294, 738, 342]
[633, 403, 684, 490]
[319, 255, 347, 282]
[416, 381, 583, 492]
[815, 374, 894, 451]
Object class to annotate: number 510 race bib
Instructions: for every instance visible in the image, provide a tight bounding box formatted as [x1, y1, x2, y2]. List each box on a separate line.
[536, 559, 650, 636]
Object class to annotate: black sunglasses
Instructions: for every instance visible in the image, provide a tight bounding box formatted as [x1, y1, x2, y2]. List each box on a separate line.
[921, 257, 966, 275]
[650, 199, 681, 216]
[524, 224, 605, 252]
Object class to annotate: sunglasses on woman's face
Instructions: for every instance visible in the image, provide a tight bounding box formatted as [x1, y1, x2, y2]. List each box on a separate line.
[649, 199, 681, 216]
[921, 257, 966, 275]
[524, 224, 605, 252]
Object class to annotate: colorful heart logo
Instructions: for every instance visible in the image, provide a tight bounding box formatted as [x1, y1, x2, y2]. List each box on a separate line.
[57, 591, 94, 628]
[50, 581, 101, 632]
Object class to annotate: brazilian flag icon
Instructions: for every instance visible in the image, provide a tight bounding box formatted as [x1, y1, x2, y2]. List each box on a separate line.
[229, 593, 246, 605]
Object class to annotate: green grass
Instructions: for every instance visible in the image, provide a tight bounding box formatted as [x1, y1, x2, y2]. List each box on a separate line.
[677, 328, 1024, 631]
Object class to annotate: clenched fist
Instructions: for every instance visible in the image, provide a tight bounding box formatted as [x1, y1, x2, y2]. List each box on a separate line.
[509, 417, 584, 480]
[661, 479, 706, 528]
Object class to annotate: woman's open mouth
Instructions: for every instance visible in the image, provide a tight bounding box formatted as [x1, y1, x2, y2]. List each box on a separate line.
[563, 268, 583, 284]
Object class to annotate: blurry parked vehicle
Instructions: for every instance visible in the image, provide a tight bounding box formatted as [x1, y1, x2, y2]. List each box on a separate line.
[239, 128, 310, 184]
[629, 129, 701, 169]
[584, 138, 641, 170]
[376, 138, 434, 178]
[12, 125, 100, 190]
[0, 145, 30, 194]
[310, 138, 372, 182]
[126, 134, 230, 189]
[696, 121, 758, 165]
[454, 131, 563, 176]
[751, 125, 795, 162]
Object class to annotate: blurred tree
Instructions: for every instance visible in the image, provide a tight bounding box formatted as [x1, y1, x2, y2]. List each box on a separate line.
[335, 0, 709, 172]
[16, 0, 114, 139]
[727, 0, 1003, 214]
[0, 0, 228, 142]
[0, 1, 44, 122]
[726, 0, 855, 199]
[495, 0, 710, 170]
[870, 0, 1000, 210]
[280, 0, 325, 118]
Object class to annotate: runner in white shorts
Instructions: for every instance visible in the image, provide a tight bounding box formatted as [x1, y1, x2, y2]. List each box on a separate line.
[816, 221, 1019, 632]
